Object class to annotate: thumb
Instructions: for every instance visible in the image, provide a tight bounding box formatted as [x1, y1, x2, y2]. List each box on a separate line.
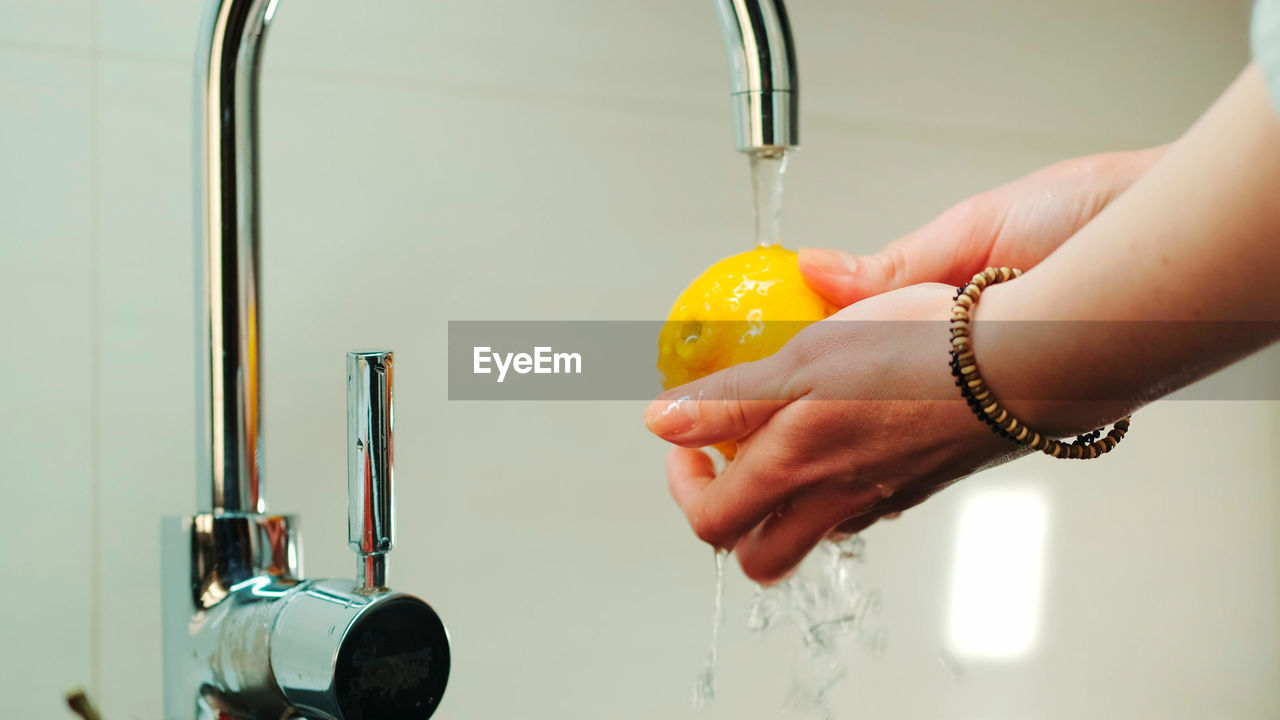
[797, 247, 899, 306]
[642, 350, 804, 448]
[799, 237, 955, 307]
[798, 201, 992, 306]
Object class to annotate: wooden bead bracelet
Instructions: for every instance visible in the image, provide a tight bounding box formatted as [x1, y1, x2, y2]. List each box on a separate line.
[948, 266, 1132, 459]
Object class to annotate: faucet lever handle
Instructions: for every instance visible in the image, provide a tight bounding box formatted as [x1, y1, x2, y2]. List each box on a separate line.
[347, 349, 395, 592]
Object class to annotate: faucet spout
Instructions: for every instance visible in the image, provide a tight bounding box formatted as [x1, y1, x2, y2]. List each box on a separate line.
[713, 0, 799, 154]
[194, 0, 276, 515]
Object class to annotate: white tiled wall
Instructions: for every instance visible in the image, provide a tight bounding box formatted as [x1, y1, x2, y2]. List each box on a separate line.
[0, 47, 95, 715]
[3, 1, 1277, 719]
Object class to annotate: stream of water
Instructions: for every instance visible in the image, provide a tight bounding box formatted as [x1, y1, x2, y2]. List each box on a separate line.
[691, 149, 884, 717]
[749, 148, 789, 248]
[693, 548, 730, 707]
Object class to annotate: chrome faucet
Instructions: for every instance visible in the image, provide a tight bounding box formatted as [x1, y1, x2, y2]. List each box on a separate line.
[714, 0, 799, 155]
[163, 351, 450, 718]
[161, 1, 797, 718]
[162, 0, 451, 716]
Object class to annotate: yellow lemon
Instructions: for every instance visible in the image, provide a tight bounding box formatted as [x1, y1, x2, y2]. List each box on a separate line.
[657, 245, 837, 459]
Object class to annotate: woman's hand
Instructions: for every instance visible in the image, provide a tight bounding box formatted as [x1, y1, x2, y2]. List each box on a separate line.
[643, 283, 1022, 584]
[798, 146, 1166, 307]
[643, 146, 1165, 584]
[647, 64, 1280, 585]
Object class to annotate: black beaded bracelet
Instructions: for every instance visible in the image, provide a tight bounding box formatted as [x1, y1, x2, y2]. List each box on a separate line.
[948, 267, 1132, 460]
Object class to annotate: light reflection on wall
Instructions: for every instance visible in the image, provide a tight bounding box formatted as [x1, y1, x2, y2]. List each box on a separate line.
[946, 485, 1049, 660]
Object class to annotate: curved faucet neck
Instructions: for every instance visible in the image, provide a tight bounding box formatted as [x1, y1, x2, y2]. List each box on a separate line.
[194, 0, 276, 514]
[714, 0, 799, 153]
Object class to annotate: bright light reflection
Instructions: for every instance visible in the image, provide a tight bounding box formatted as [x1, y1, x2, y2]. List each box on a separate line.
[946, 485, 1048, 660]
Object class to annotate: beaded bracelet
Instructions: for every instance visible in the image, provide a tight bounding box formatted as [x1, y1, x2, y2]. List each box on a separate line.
[948, 267, 1131, 459]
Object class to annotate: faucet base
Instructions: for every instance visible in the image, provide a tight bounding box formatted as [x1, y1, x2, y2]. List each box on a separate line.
[162, 515, 451, 719]
[162, 513, 303, 719]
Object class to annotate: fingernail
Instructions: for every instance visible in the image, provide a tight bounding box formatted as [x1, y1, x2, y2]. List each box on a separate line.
[643, 393, 699, 436]
[799, 248, 857, 275]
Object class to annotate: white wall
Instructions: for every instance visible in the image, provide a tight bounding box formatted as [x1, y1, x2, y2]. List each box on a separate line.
[2, 1, 1277, 718]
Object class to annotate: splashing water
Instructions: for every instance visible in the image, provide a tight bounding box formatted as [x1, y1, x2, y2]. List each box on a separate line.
[693, 548, 731, 707]
[749, 536, 886, 718]
[691, 537, 884, 716]
[750, 148, 789, 248]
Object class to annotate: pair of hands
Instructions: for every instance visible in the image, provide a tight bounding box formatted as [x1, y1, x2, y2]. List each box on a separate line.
[644, 146, 1165, 584]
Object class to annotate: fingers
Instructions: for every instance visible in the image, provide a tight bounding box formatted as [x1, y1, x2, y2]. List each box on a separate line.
[733, 481, 886, 584]
[831, 514, 878, 538]
[736, 479, 945, 583]
[643, 352, 804, 448]
[665, 430, 815, 551]
[666, 447, 716, 518]
[828, 484, 934, 537]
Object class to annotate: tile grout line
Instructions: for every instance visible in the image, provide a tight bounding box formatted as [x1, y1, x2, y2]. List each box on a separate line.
[0, 38, 93, 58]
[87, 0, 102, 705]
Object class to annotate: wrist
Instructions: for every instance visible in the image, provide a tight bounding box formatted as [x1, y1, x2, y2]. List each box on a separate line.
[968, 277, 1135, 437]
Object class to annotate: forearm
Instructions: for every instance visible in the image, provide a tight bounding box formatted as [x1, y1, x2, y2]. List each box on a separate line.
[974, 63, 1280, 434]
